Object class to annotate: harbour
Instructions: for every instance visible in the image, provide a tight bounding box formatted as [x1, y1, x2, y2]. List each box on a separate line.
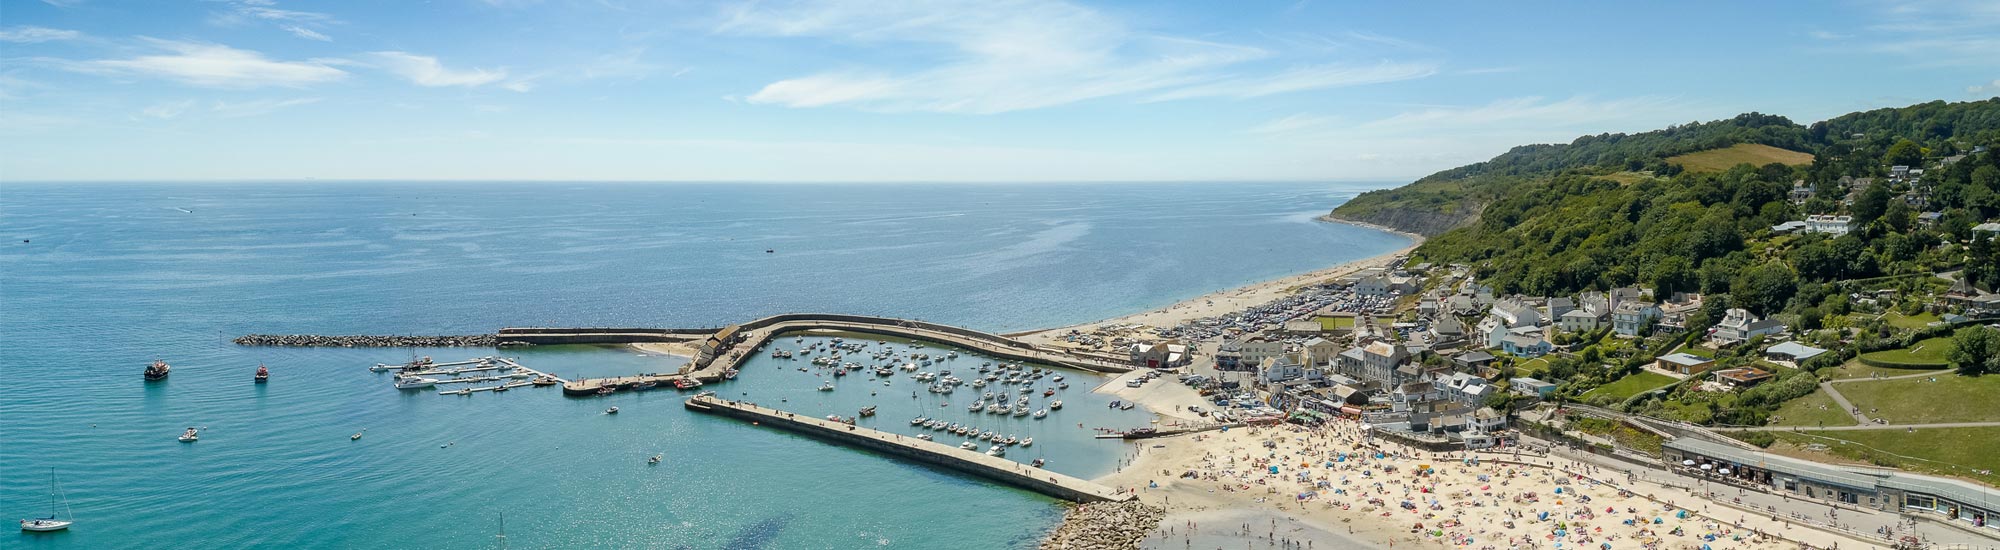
[1, 181, 1412, 548]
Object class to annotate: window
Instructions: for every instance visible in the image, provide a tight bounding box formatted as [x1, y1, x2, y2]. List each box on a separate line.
[1906, 494, 1936, 511]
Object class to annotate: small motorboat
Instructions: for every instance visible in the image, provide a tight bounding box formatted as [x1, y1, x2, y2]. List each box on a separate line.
[1033, 409, 1047, 419]
[605, 407, 619, 415]
[1020, 438, 1033, 447]
[1043, 389, 1055, 397]
[960, 442, 978, 450]
[917, 434, 933, 441]
[144, 359, 171, 381]
[492, 384, 510, 392]
[674, 379, 702, 390]
[632, 381, 659, 391]
[596, 386, 616, 396]
[254, 365, 270, 383]
[531, 376, 559, 386]
[817, 382, 835, 391]
[1119, 402, 1136, 410]
[1049, 400, 1063, 410]
[394, 376, 437, 390]
[722, 368, 739, 380]
[648, 454, 662, 464]
[351, 431, 364, 440]
[859, 406, 877, 417]
[1030, 458, 1045, 468]
[1057, 382, 1069, 389]
[986, 445, 1005, 457]
[911, 416, 928, 426]
[178, 428, 199, 442]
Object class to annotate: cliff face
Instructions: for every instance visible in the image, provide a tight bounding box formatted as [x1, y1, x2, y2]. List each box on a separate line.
[1326, 201, 1483, 238]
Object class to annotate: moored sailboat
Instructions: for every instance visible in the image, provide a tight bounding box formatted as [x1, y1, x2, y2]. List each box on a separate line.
[18, 468, 73, 532]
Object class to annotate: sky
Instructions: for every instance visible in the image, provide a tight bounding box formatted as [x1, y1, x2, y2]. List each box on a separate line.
[2, 0, 1997, 183]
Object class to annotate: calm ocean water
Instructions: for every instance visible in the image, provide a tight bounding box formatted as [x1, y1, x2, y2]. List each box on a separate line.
[0, 182, 1407, 549]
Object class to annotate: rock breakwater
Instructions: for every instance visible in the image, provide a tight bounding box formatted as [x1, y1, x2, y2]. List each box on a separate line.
[233, 334, 497, 347]
[1040, 500, 1164, 550]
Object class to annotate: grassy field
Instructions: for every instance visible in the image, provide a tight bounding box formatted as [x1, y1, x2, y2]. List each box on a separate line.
[1857, 336, 1953, 367]
[1596, 171, 1658, 186]
[1583, 371, 1677, 400]
[1666, 143, 1815, 172]
[1767, 390, 1857, 427]
[1517, 357, 1551, 377]
[1824, 358, 1946, 380]
[1882, 311, 1940, 330]
[1835, 374, 2000, 424]
[1677, 346, 1716, 359]
[1770, 428, 2000, 487]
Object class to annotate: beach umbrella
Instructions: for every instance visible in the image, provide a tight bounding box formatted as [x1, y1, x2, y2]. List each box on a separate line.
[1716, 468, 1730, 475]
[1681, 460, 1696, 466]
[1698, 464, 1712, 471]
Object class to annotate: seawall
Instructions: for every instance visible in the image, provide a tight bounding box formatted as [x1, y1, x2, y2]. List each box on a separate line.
[684, 395, 1133, 504]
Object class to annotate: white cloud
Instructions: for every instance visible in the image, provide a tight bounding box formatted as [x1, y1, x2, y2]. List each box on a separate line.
[40, 0, 84, 7]
[1459, 66, 1519, 75]
[142, 99, 198, 119]
[67, 39, 347, 88]
[1845, 0, 2000, 66]
[1970, 79, 2000, 94]
[1356, 96, 1687, 133]
[211, 97, 321, 118]
[281, 25, 331, 42]
[368, 51, 508, 87]
[720, 0, 1430, 114]
[0, 26, 82, 43]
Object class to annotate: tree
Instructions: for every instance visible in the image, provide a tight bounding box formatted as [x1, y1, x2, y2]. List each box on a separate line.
[1647, 255, 1696, 297]
[1883, 138, 1925, 168]
[1732, 263, 1798, 316]
[1882, 199, 1913, 233]
[1854, 182, 1893, 225]
[1945, 326, 2000, 376]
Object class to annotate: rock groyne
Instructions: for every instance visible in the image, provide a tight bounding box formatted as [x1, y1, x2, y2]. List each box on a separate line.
[232, 334, 497, 347]
[1040, 500, 1164, 550]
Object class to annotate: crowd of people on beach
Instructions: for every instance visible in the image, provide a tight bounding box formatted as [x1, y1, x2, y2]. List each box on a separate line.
[1118, 417, 1812, 550]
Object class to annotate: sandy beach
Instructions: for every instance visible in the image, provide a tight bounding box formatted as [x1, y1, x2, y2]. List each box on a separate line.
[1091, 420, 1862, 550]
[1013, 221, 1423, 347]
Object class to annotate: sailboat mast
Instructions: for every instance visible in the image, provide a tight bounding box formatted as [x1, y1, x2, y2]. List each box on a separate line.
[496, 511, 507, 550]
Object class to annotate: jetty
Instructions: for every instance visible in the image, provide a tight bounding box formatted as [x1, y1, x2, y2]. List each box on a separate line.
[544, 314, 1133, 396]
[684, 395, 1132, 503]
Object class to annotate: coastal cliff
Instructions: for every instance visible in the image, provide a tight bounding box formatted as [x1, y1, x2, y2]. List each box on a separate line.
[1323, 200, 1482, 238]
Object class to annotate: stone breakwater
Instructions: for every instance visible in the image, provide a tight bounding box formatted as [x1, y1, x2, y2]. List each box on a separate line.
[1040, 500, 1164, 550]
[232, 334, 497, 347]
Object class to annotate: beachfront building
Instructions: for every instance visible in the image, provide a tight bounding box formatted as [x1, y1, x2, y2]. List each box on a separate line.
[1213, 340, 1246, 371]
[1130, 341, 1190, 369]
[1656, 352, 1715, 375]
[1711, 308, 1784, 345]
[1665, 439, 2000, 532]
[1239, 338, 1286, 366]
[1338, 341, 1406, 385]
[696, 324, 744, 365]
[1302, 337, 1342, 368]
[1258, 355, 1319, 385]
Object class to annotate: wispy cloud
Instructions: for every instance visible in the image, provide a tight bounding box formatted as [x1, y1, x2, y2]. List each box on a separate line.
[368, 52, 508, 87]
[719, 0, 1431, 114]
[1844, 0, 2000, 66]
[281, 25, 331, 42]
[1147, 62, 1435, 102]
[142, 99, 198, 119]
[62, 39, 348, 88]
[1357, 96, 1686, 132]
[211, 97, 321, 117]
[0, 26, 83, 43]
[1246, 113, 1338, 135]
[1459, 66, 1519, 75]
[1970, 79, 2000, 94]
[211, 0, 340, 41]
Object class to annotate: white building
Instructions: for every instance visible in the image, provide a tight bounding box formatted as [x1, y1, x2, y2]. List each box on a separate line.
[1805, 215, 1856, 236]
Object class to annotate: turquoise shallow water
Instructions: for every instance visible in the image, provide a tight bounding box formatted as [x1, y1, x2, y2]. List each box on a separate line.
[0, 182, 1406, 548]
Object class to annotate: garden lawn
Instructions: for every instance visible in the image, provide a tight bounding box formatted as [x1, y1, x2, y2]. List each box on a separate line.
[1833, 374, 2000, 424]
[1857, 337, 1952, 367]
[1767, 390, 1857, 427]
[1583, 371, 1677, 400]
[1771, 427, 2000, 487]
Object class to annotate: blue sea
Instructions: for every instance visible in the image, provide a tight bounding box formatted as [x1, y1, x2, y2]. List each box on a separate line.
[0, 182, 1408, 549]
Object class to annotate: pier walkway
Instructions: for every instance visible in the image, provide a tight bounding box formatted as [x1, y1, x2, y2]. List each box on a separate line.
[684, 395, 1132, 504]
[555, 313, 1134, 396]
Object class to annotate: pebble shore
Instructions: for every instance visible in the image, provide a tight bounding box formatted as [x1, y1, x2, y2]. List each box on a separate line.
[1041, 500, 1165, 550]
[232, 334, 497, 347]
